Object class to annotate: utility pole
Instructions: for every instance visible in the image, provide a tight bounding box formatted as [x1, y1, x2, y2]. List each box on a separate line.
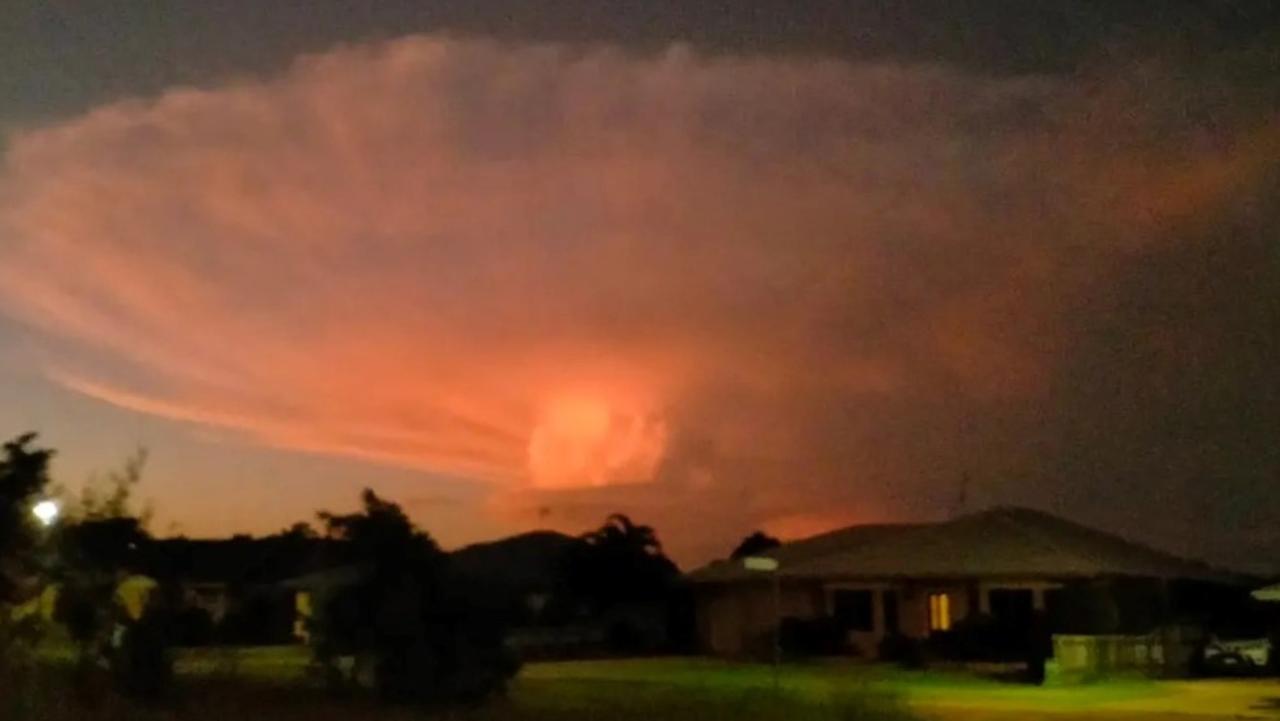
[743, 556, 782, 692]
[772, 567, 781, 691]
[952, 471, 970, 519]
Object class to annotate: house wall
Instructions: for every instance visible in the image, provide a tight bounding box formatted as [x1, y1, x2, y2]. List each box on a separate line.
[118, 575, 160, 620]
[293, 591, 313, 642]
[977, 580, 1060, 613]
[183, 583, 232, 623]
[824, 581, 896, 656]
[696, 581, 823, 657]
[698, 576, 1068, 660]
[894, 582, 974, 640]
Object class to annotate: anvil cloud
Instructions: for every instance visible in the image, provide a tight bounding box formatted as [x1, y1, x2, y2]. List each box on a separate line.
[2, 37, 1276, 563]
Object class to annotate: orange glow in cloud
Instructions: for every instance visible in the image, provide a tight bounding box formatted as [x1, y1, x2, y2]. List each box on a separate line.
[0, 37, 1272, 560]
[528, 395, 667, 489]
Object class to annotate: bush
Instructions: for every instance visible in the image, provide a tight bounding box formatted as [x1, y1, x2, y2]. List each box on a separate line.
[878, 633, 927, 669]
[311, 563, 522, 704]
[0, 614, 45, 720]
[930, 613, 1024, 661]
[779, 616, 849, 658]
[110, 600, 174, 701]
[310, 490, 523, 706]
[172, 606, 216, 647]
[606, 618, 645, 653]
[219, 591, 294, 645]
[358, 579, 522, 705]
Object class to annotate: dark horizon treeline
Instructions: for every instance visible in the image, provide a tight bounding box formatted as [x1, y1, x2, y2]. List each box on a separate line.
[0, 431, 708, 707]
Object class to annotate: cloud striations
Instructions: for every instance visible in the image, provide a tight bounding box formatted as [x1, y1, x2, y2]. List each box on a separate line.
[2, 37, 1276, 563]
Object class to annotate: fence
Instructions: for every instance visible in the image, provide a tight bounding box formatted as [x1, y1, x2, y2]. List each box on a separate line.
[1050, 626, 1202, 682]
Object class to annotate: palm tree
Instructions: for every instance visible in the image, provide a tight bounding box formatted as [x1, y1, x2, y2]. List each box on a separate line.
[565, 514, 677, 609]
[584, 514, 663, 556]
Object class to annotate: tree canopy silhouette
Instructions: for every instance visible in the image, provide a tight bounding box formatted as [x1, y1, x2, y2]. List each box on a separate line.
[313, 489, 517, 705]
[0, 433, 54, 604]
[319, 488, 438, 568]
[730, 530, 781, 560]
[562, 514, 678, 610]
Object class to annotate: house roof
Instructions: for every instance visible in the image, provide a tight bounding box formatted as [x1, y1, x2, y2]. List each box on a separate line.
[139, 536, 330, 585]
[689, 506, 1245, 585]
[278, 563, 369, 591]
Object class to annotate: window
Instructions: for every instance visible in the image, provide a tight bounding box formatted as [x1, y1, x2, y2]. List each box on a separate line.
[928, 592, 951, 631]
[832, 589, 874, 632]
[987, 588, 1034, 630]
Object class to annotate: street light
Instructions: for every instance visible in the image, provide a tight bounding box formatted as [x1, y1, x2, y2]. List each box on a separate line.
[743, 555, 781, 690]
[32, 499, 60, 527]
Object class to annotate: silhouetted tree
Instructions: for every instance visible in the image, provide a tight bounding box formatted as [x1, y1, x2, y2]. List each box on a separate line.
[0, 433, 54, 605]
[0, 433, 55, 702]
[313, 489, 518, 705]
[50, 449, 170, 699]
[730, 531, 781, 560]
[281, 521, 317, 539]
[319, 489, 435, 568]
[562, 514, 678, 611]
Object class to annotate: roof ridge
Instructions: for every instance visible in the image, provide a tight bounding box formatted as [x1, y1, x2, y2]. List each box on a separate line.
[987, 507, 1101, 573]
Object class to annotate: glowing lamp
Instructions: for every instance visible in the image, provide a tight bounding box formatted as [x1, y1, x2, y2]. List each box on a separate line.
[742, 556, 779, 572]
[32, 500, 60, 527]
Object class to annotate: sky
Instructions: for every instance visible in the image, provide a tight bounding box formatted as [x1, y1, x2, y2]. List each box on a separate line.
[1, 2, 1278, 570]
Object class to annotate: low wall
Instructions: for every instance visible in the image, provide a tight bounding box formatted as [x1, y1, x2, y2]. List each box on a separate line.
[1050, 627, 1201, 682]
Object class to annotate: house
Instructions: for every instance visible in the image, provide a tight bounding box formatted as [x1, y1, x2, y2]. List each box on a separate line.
[138, 534, 329, 644]
[279, 564, 369, 643]
[688, 506, 1247, 660]
[281, 531, 579, 646]
[11, 574, 157, 623]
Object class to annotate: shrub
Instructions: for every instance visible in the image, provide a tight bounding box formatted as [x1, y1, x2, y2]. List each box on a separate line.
[878, 633, 927, 669]
[311, 490, 521, 706]
[172, 606, 216, 647]
[929, 613, 1025, 661]
[219, 591, 295, 645]
[779, 616, 849, 658]
[0, 614, 45, 720]
[110, 599, 174, 701]
[606, 618, 645, 653]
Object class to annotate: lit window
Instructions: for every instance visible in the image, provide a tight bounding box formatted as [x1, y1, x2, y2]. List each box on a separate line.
[928, 593, 951, 631]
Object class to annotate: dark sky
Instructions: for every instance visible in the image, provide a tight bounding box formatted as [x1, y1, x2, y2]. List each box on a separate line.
[1, 1, 1277, 570]
[7, 1, 1279, 123]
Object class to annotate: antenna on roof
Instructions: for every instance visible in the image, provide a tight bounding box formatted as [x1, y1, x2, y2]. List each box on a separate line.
[951, 471, 970, 519]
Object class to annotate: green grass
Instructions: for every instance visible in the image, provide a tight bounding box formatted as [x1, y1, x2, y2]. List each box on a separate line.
[173, 644, 311, 680]
[4, 656, 913, 721]
[13, 650, 1278, 720]
[517, 658, 1170, 712]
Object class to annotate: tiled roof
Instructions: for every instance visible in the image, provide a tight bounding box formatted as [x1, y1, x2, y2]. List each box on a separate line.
[688, 506, 1244, 585]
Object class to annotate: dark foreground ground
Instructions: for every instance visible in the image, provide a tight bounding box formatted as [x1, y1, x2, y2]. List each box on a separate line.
[8, 650, 1280, 720]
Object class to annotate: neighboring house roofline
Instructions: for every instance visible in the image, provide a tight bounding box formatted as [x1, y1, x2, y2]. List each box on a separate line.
[687, 505, 1249, 586]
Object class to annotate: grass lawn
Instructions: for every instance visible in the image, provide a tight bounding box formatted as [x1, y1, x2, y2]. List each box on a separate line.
[17, 648, 1280, 720]
[517, 658, 1280, 720]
